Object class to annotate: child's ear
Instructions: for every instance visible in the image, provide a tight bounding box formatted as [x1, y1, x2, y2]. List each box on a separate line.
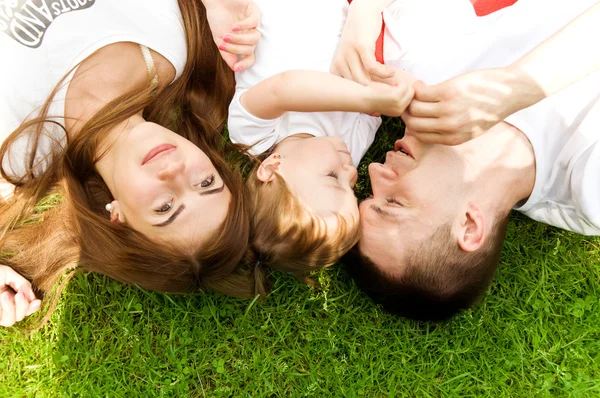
[455, 202, 486, 252]
[256, 153, 282, 183]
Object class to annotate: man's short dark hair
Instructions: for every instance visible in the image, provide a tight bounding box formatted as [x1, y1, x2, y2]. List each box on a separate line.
[344, 217, 509, 321]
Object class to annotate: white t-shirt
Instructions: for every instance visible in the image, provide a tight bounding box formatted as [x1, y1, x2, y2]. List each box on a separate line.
[227, 0, 381, 166]
[0, 0, 187, 179]
[382, 0, 600, 235]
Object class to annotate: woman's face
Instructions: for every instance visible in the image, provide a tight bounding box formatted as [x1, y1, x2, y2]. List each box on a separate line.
[96, 119, 231, 250]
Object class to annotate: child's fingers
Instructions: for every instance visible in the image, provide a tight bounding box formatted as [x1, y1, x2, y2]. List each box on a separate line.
[359, 48, 394, 80]
[346, 51, 370, 86]
[223, 29, 261, 46]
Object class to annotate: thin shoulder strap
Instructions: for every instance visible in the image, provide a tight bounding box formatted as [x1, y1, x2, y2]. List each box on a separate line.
[139, 44, 159, 87]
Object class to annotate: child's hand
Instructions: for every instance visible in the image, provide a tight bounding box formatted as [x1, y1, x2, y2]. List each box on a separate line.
[366, 81, 414, 117]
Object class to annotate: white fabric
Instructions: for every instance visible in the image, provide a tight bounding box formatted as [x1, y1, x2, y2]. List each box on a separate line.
[0, 0, 187, 181]
[382, 0, 600, 235]
[227, 0, 381, 166]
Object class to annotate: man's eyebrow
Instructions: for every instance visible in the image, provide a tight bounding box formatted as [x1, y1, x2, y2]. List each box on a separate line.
[153, 204, 186, 227]
[370, 204, 398, 220]
[200, 184, 225, 196]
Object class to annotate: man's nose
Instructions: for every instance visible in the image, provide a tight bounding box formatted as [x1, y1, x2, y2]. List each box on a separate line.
[157, 160, 185, 180]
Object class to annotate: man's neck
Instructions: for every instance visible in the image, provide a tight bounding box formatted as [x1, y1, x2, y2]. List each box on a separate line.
[458, 121, 536, 212]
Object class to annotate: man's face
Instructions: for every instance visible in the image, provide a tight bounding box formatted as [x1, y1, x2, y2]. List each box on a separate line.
[358, 134, 466, 274]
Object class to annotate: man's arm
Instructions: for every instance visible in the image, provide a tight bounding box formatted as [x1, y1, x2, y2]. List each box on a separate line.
[239, 70, 413, 120]
[404, 1, 600, 145]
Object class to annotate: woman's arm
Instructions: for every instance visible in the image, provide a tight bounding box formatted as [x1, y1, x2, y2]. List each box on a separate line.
[403, 1, 600, 145]
[0, 265, 41, 327]
[202, 0, 261, 72]
[239, 70, 414, 120]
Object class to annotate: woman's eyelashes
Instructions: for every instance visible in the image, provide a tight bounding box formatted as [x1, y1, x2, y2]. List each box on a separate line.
[198, 174, 215, 188]
[155, 198, 174, 214]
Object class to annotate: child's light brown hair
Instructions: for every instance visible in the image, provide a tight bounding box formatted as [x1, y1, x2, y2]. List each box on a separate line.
[246, 156, 360, 275]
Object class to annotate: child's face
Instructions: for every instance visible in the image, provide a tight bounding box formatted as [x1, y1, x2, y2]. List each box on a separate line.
[265, 135, 359, 221]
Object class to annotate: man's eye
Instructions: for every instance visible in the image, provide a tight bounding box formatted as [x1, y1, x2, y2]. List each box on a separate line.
[327, 171, 339, 179]
[155, 199, 174, 214]
[386, 197, 402, 206]
[200, 174, 215, 188]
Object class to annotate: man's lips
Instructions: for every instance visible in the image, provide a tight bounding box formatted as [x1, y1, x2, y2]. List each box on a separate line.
[394, 140, 413, 158]
[142, 144, 176, 165]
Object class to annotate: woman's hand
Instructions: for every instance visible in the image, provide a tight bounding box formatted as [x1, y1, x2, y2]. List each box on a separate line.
[0, 265, 41, 327]
[402, 67, 543, 145]
[330, 0, 395, 85]
[367, 80, 414, 117]
[203, 0, 261, 72]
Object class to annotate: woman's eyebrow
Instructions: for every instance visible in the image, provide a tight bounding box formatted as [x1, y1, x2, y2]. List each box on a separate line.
[153, 204, 186, 227]
[199, 184, 225, 196]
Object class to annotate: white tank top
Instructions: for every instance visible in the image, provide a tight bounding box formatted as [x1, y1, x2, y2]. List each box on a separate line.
[0, 0, 187, 178]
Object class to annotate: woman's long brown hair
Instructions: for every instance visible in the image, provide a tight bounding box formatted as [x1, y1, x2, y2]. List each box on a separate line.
[0, 0, 266, 327]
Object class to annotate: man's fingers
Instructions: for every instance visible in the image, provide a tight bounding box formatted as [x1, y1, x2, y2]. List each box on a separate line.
[407, 99, 442, 118]
[347, 52, 370, 86]
[0, 291, 16, 327]
[402, 112, 442, 134]
[25, 299, 41, 317]
[413, 80, 442, 102]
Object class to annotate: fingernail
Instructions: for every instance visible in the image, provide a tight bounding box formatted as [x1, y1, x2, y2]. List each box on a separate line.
[234, 65, 242, 72]
[223, 35, 232, 43]
[218, 44, 226, 51]
[232, 25, 240, 32]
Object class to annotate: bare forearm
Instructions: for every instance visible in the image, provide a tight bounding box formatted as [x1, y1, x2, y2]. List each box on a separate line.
[508, 2, 600, 103]
[240, 70, 374, 119]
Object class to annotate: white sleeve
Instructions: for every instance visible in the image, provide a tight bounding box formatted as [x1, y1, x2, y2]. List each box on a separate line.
[227, 89, 281, 156]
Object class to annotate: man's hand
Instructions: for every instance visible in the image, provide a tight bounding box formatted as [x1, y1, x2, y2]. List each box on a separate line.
[330, 0, 395, 85]
[203, 0, 261, 72]
[0, 265, 41, 327]
[402, 67, 543, 145]
[367, 81, 414, 117]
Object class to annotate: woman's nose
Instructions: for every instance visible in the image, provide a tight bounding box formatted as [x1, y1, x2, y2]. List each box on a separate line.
[156, 161, 185, 180]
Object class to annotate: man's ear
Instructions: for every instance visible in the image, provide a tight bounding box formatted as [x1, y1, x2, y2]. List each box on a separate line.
[108, 200, 125, 225]
[256, 153, 282, 183]
[455, 202, 486, 252]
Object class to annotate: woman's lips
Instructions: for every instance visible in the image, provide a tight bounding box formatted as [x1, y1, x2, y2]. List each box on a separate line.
[142, 144, 176, 165]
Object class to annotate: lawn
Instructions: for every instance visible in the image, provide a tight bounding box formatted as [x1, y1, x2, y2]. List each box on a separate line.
[1, 118, 599, 397]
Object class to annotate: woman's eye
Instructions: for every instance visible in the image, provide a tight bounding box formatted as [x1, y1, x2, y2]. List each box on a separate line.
[327, 171, 339, 179]
[155, 199, 174, 214]
[200, 174, 215, 188]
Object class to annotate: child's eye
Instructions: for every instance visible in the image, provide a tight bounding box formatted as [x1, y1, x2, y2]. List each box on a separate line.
[199, 174, 215, 188]
[154, 199, 174, 214]
[327, 171, 339, 179]
[386, 197, 402, 206]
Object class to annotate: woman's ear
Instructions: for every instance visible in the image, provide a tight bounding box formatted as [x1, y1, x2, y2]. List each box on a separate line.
[107, 200, 125, 225]
[455, 202, 486, 252]
[256, 153, 282, 183]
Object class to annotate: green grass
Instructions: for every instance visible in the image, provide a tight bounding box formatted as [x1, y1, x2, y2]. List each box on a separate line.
[2, 118, 600, 397]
